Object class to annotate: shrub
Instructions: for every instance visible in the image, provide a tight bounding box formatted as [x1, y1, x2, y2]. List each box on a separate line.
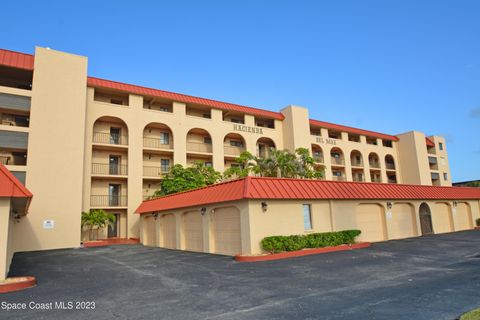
[261, 230, 362, 253]
[476, 218, 480, 227]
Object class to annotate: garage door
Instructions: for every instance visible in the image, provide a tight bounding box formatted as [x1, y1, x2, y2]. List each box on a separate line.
[184, 211, 203, 252]
[454, 203, 472, 231]
[432, 203, 452, 234]
[388, 203, 416, 240]
[355, 204, 385, 242]
[143, 216, 156, 246]
[213, 207, 242, 255]
[161, 214, 176, 249]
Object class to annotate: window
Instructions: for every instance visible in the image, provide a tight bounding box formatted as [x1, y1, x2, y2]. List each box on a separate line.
[303, 204, 312, 230]
[230, 118, 243, 124]
[159, 132, 169, 145]
[382, 140, 393, 148]
[439, 142, 444, 151]
[230, 140, 243, 147]
[161, 159, 170, 172]
[110, 98, 124, 105]
[333, 170, 342, 177]
[204, 137, 212, 144]
[205, 162, 213, 167]
[443, 172, 448, 181]
[202, 113, 211, 119]
[160, 107, 170, 112]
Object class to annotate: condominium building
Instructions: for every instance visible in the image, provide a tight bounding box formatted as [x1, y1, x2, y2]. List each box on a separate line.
[0, 46, 451, 252]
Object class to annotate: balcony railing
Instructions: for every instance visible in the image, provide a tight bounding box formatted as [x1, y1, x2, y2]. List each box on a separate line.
[313, 155, 324, 163]
[143, 137, 173, 149]
[371, 177, 382, 183]
[332, 175, 345, 181]
[91, 163, 128, 176]
[90, 195, 127, 207]
[331, 157, 345, 166]
[93, 132, 128, 146]
[387, 179, 397, 184]
[1, 115, 29, 127]
[351, 160, 363, 167]
[187, 141, 212, 153]
[143, 166, 170, 177]
[369, 161, 380, 169]
[385, 163, 396, 170]
[0, 156, 10, 165]
[224, 145, 245, 156]
[353, 175, 364, 182]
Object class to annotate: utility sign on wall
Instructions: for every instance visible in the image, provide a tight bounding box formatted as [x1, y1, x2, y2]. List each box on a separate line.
[43, 220, 54, 229]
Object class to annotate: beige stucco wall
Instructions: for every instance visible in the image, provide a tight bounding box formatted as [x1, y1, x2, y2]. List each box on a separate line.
[12, 47, 87, 252]
[0, 198, 11, 280]
[310, 131, 401, 182]
[140, 198, 480, 256]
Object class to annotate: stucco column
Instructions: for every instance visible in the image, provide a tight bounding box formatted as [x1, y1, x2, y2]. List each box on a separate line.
[211, 110, 225, 172]
[0, 199, 11, 280]
[127, 94, 144, 238]
[173, 102, 187, 166]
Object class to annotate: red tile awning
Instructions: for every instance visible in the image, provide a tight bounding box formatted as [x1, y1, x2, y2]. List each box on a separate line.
[136, 177, 480, 214]
[0, 165, 33, 214]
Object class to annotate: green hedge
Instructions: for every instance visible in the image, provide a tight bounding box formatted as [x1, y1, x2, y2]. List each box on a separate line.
[261, 230, 361, 253]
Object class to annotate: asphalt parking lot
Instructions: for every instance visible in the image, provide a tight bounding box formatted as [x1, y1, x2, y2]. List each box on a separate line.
[2, 230, 480, 320]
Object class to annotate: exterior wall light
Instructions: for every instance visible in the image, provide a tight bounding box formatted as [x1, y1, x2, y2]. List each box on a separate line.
[452, 201, 458, 207]
[261, 201, 268, 212]
[153, 213, 159, 220]
[386, 202, 393, 210]
[200, 207, 207, 215]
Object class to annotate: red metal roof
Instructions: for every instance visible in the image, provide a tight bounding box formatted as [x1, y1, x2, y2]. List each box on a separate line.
[0, 165, 32, 198]
[426, 137, 435, 147]
[136, 177, 480, 214]
[0, 49, 34, 70]
[87, 77, 284, 120]
[309, 119, 399, 141]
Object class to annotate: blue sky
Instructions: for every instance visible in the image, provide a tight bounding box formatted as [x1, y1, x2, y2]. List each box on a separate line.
[1, 0, 479, 182]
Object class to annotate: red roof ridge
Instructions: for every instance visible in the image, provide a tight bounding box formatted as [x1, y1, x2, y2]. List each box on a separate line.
[309, 118, 399, 141]
[140, 177, 248, 203]
[246, 176, 478, 190]
[0, 48, 34, 57]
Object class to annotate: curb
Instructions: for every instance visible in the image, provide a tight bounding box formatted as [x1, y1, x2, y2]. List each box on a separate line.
[83, 238, 140, 248]
[235, 242, 371, 262]
[0, 276, 36, 294]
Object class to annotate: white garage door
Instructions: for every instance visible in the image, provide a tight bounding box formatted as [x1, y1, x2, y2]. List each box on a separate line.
[454, 203, 472, 231]
[355, 204, 385, 242]
[389, 203, 416, 240]
[432, 203, 452, 234]
[184, 211, 203, 252]
[143, 216, 156, 246]
[213, 207, 242, 255]
[161, 214, 176, 249]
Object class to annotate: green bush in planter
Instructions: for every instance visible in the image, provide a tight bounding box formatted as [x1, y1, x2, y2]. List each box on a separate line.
[261, 229, 362, 254]
[476, 218, 480, 227]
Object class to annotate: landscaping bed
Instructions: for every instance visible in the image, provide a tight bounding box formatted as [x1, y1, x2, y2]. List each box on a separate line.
[236, 230, 367, 262]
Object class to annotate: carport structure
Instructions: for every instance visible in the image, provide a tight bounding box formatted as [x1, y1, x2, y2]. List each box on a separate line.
[136, 177, 480, 256]
[0, 165, 32, 280]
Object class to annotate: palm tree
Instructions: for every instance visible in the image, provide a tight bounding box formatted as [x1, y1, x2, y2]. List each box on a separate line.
[225, 148, 324, 179]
